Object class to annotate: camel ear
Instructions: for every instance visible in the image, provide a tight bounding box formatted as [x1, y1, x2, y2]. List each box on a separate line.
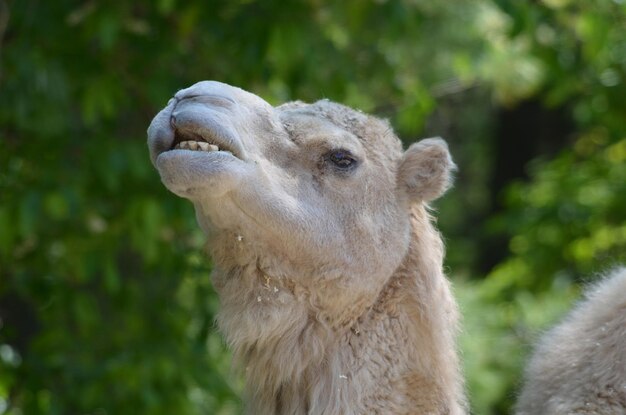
[397, 138, 456, 203]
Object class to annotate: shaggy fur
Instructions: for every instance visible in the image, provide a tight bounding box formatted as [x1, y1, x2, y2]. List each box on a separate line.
[148, 81, 466, 414]
[516, 267, 626, 415]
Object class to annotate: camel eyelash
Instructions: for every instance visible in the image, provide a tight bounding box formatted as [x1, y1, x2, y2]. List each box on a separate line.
[323, 149, 359, 171]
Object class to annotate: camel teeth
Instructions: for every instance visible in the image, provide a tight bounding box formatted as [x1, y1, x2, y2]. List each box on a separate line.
[174, 140, 225, 153]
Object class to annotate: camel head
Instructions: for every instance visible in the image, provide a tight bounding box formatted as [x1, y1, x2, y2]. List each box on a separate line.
[147, 81, 455, 322]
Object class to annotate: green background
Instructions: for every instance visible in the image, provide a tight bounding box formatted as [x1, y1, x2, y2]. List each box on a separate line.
[1, 1, 625, 413]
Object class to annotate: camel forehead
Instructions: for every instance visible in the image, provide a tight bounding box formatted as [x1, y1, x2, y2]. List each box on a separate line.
[277, 100, 403, 161]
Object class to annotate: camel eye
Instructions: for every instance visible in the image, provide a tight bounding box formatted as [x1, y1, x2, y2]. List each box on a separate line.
[327, 149, 357, 170]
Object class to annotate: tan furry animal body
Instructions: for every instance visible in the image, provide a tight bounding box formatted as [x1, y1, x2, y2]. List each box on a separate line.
[148, 81, 466, 414]
[516, 267, 626, 415]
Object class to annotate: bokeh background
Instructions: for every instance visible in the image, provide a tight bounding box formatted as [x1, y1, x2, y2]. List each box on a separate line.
[1, 1, 625, 414]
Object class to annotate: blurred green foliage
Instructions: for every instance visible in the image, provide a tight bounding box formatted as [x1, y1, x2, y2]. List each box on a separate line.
[1, 1, 625, 414]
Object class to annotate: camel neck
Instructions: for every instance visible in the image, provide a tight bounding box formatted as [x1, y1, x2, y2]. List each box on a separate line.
[210, 207, 466, 414]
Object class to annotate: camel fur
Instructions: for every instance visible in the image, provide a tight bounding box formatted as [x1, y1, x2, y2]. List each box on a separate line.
[148, 81, 466, 414]
[516, 267, 626, 415]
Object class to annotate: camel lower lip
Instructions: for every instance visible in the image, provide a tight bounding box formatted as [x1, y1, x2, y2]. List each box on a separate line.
[155, 148, 248, 198]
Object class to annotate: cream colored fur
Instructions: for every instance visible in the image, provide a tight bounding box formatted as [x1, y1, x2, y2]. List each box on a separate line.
[516, 267, 626, 415]
[148, 81, 466, 414]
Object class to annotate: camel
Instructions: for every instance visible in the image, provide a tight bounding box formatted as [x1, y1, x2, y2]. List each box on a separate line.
[516, 267, 626, 415]
[147, 81, 467, 414]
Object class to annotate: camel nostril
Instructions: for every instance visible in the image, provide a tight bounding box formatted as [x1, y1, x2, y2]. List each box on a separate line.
[170, 114, 177, 129]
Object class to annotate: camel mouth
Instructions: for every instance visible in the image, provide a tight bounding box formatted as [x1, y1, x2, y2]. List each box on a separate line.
[169, 129, 239, 158]
[155, 123, 251, 198]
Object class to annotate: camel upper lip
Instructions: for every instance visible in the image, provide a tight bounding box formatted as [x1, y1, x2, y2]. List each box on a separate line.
[165, 96, 245, 159]
[147, 87, 252, 167]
